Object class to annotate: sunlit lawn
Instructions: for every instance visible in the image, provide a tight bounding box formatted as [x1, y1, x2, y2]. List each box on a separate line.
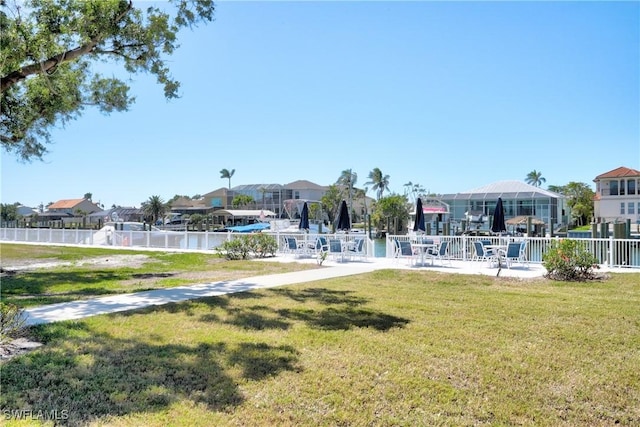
[2, 268, 639, 426]
[1, 243, 316, 307]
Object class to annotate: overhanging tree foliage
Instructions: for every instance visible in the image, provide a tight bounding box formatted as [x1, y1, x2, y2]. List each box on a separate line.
[1, 0, 215, 161]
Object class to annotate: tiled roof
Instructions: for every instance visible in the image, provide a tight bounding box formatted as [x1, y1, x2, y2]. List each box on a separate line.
[594, 166, 640, 180]
[47, 199, 85, 209]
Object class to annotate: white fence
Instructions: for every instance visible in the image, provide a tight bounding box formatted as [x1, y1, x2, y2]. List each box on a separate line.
[0, 228, 376, 259]
[2, 227, 638, 269]
[385, 234, 640, 269]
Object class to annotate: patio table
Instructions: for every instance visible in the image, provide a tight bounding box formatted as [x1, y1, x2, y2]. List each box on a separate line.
[411, 242, 438, 266]
[484, 245, 507, 267]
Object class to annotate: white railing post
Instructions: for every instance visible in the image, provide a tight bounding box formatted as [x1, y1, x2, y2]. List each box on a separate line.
[462, 236, 468, 261]
[608, 235, 614, 268]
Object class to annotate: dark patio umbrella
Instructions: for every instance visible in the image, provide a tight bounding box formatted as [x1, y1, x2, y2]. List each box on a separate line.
[491, 197, 507, 274]
[336, 200, 351, 231]
[413, 197, 426, 233]
[298, 202, 310, 232]
[491, 197, 507, 233]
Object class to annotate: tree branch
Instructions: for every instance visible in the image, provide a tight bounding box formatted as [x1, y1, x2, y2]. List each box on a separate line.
[0, 1, 133, 93]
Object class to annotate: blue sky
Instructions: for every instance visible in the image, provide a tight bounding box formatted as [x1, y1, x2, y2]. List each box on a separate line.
[2, 0, 639, 209]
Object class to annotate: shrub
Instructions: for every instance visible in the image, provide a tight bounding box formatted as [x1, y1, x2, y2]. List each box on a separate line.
[542, 239, 600, 281]
[246, 233, 278, 258]
[1, 302, 27, 343]
[216, 234, 277, 260]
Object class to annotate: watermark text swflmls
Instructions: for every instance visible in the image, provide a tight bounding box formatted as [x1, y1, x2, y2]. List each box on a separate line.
[2, 409, 69, 421]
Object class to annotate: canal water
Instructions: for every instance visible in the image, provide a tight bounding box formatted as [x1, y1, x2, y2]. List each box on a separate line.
[374, 238, 387, 257]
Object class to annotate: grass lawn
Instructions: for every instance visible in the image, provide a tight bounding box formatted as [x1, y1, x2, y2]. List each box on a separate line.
[1, 244, 316, 307]
[1, 262, 639, 426]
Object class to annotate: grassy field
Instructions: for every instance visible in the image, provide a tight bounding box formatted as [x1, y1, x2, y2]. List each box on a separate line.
[1, 244, 316, 307]
[1, 242, 639, 426]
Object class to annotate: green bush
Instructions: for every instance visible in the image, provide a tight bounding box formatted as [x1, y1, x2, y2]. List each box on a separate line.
[542, 239, 600, 281]
[246, 233, 278, 258]
[1, 302, 27, 343]
[216, 234, 277, 260]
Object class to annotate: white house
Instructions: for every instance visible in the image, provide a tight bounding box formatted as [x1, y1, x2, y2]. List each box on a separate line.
[593, 166, 640, 224]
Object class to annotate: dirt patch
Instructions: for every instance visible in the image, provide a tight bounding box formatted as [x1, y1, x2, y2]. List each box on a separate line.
[1, 254, 151, 276]
[0, 338, 43, 363]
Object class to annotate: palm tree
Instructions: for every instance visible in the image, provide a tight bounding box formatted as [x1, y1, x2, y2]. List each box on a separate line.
[365, 167, 390, 200]
[220, 168, 235, 189]
[525, 170, 546, 187]
[403, 181, 413, 198]
[142, 195, 166, 225]
[336, 169, 358, 214]
[354, 187, 369, 227]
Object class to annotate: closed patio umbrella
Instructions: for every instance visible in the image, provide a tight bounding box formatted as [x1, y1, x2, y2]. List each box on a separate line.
[299, 202, 310, 232]
[491, 197, 507, 274]
[491, 197, 507, 234]
[336, 200, 351, 231]
[413, 197, 426, 233]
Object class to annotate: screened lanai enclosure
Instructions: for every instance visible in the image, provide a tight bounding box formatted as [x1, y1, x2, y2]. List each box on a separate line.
[438, 181, 569, 231]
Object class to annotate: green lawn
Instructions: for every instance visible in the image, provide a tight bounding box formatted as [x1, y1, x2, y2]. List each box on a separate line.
[2, 266, 639, 426]
[1, 244, 316, 307]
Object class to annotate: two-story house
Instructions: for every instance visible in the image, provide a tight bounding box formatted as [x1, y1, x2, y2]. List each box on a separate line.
[594, 166, 640, 224]
[46, 198, 102, 216]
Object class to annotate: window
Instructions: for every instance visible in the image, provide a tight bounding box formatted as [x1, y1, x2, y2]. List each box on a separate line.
[517, 200, 534, 216]
[620, 202, 625, 215]
[610, 180, 619, 196]
[620, 180, 625, 195]
[629, 202, 635, 215]
[628, 179, 636, 195]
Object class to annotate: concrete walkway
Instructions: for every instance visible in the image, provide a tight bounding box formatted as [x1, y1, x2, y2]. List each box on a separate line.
[22, 255, 552, 326]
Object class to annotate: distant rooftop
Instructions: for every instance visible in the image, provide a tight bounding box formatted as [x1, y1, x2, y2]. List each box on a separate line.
[441, 180, 563, 200]
[594, 166, 640, 180]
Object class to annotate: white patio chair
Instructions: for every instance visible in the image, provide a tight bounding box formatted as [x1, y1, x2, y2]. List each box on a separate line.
[346, 238, 366, 261]
[394, 239, 417, 266]
[427, 240, 451, 266]
[472, 241, 498, 267]
[499, 241, 529, 269]
[284, 236, 307, 257]
[328, 238, 346, 262]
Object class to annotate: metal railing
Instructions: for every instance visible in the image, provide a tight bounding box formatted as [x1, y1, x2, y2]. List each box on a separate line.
[385, 234, 640, 269]
[2, 226, 638, 268]
[0, 228, 376, 259]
